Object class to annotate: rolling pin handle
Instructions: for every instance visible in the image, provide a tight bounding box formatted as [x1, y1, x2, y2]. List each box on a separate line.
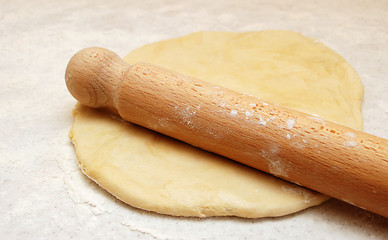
[65, 47, 130, 113]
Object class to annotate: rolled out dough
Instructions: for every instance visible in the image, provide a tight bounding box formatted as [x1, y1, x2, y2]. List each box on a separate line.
[69, 31, 363, 218]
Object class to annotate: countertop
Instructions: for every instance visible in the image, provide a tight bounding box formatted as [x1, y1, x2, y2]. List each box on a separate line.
[1, 0, 388, 239]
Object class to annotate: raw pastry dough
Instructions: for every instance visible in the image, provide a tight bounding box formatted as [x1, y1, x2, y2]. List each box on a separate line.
[69, 31, 363, 218]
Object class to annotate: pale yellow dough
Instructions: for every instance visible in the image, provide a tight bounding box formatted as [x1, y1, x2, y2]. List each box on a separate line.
[69, 31, 363, 218]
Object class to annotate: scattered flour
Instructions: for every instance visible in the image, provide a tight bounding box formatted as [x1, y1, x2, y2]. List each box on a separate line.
[345, 132, 356, 138]
[286, 119, 295, 130]
[268, 159, 289, 177]
[261, 150, 289, 177]
[345, 141, 358, 147]
[286, 134, 291, 140]
[120, 220, 172, 240]
[230, 109, 238, 116]
[258, 116, 267, 125]
[281, 185, 317, 204]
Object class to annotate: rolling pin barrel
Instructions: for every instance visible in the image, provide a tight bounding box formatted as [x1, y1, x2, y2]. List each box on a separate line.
[65, 47, 388, 217]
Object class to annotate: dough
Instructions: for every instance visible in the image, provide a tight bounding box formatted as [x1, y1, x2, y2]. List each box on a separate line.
[69, 31, 363, 218]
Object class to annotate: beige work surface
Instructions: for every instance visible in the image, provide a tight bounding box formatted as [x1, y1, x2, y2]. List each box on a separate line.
[1, 0, 388, 239]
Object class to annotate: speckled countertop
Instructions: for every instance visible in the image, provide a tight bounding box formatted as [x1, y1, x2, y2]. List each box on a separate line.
[1, 0, 388, 239]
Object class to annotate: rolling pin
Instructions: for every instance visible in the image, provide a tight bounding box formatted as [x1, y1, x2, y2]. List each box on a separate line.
[65, 47, 388, 218]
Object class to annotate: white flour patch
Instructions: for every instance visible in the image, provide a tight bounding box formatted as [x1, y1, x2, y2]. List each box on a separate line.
[121, 220, 172, 240]
[258, 116, 267, 125]
[281, 185, 317, 203]
[286, 134, 291, 140]
[261, 150, 289, 177]
[345, 132, 356, 138]
[158, 118, 170, 128]
[177, 106, 197, 128]
[230, 109, 238, 116]
[286, 119, 295, 129]
[345, 141, 358, 147]
[268, 159, 288, 177]
[270, 145, 280, 154]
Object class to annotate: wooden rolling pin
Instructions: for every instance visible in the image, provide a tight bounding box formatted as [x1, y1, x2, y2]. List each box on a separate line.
[65, 47, 388, 218]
